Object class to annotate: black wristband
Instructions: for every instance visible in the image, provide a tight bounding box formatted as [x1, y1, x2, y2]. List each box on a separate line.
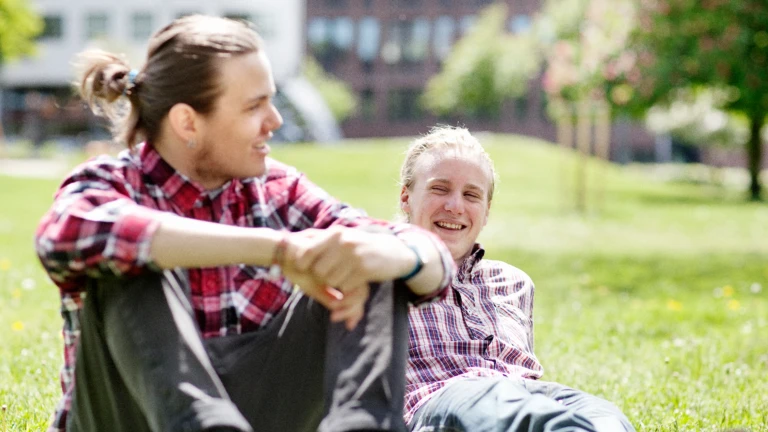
[400, 243, 424, 282]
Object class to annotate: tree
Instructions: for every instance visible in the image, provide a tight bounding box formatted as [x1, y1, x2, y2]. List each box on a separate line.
[605, 0, 768, 200]
[422, 3, 540, 118]
[0, 0, 42, 143]
[302, 56, 357, 122]
[0, 0, 40, 61]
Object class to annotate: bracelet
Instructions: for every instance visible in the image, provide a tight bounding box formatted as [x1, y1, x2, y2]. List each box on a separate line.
[400, 243, 424, 282]
[268, 233, 289, 280]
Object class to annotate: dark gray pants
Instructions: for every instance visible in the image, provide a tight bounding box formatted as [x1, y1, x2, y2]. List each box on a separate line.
[67, 270, 409, 432]
[409, 377, 635, 432]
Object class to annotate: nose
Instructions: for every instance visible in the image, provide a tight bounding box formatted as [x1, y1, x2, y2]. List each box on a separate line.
[265, 103, 284, 132]
[444, 193, 464, 214]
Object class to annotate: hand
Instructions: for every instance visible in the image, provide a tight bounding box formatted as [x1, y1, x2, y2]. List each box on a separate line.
[280, 230, 370, 330]
[291, 226, 415, 294]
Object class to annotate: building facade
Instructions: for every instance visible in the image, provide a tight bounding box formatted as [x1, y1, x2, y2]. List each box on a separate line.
[0, 0, 304, 138]
[306, 0, 661, 162]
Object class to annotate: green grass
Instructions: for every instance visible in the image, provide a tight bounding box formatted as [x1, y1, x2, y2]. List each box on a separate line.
[1, 135, 767, 431]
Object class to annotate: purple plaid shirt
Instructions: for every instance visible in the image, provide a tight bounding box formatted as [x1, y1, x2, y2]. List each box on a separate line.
[404, 244, 543, 423]
[35, 143, 455, 431]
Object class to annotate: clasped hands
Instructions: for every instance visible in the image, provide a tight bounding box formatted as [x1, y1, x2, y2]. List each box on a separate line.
[277, 226, 415, 331]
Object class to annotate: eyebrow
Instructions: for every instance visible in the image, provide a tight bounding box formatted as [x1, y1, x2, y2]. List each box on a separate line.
[428, 178, 486, 193]
[244, 89, 276, 106]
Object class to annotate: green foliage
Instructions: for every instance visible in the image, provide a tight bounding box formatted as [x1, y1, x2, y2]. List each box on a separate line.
[609, 0, 768, 117]
[0, 0, 42, 62]
[604, 0, 768, 200]
[423, 4, 540, 118]
[2, 136, 768, 430]
[302, 56, 358, 122]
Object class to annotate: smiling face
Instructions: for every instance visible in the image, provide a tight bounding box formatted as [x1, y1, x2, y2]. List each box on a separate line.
[401, 148, 492, 262]
[191, 50, 283, 186]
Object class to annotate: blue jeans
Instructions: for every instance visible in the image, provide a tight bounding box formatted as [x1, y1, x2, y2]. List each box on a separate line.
[409, 377, 634, 432]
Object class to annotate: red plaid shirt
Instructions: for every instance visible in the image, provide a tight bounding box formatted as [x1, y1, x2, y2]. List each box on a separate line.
[35, 143, 455, 431]
[404, 245, 544, 424]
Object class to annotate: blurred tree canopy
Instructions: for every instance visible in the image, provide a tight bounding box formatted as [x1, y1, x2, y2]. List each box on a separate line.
[0, 0, 41, 62]
[302, 56, 357, 122]
[605, 0, 768, 200]
[422, 3, 540, 118]
[425, 0, 767, 200]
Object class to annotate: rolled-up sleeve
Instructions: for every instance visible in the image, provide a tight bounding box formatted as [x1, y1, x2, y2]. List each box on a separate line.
[35, 172, 162, 293]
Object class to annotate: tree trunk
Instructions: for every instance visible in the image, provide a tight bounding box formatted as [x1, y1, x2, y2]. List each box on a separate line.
[747, 112, 764, 201]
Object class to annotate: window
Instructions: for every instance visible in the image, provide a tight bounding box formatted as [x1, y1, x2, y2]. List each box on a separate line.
[331, 17, 354, 50]
[308, 17, 354, 70]
[382, 18, 430, 64]
[361, 89, 376, 120]
[308, 17, 329, 48]
[460, 15, 476, 35]
[433, 16, 455, 60]
[327, 0, 347, 7]
[85, 13, 109, 40]
[131, 12, 153, 41]
[509, 15, 532, 34]
[387, 89, 423, 121]
[515, 95, 529, 120]
[39, 15, 64, 40]
[357, 17, 380, 62]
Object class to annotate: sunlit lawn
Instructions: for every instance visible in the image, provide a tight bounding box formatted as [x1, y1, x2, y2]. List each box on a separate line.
[1, 135, 766, 431]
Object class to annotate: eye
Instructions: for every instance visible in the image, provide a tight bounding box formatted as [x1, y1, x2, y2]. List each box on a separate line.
[464, 192, 481, 201]
[431, 186, 448, 194]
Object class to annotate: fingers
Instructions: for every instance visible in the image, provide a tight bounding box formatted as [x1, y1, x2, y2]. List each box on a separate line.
[329, 284, 370, 330]
[292, 228, 342, 274]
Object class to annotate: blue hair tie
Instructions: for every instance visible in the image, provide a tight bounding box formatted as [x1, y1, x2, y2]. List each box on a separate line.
[124, 69, 139, 96]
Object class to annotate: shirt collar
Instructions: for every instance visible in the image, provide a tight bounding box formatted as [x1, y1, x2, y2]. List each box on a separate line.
[138, 143, 243, 213]
[457, 243, 485, 279]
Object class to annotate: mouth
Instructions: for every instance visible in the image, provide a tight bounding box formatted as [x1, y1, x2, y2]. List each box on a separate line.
[434, 221, 466, 231]
[252, 142, 270, 154]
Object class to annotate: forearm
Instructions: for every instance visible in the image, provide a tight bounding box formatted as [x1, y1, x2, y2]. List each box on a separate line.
[150, 213, 283, 269]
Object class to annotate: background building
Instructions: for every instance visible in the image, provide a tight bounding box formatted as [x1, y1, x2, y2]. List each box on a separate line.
[0, 0, 325, 142]
[306, 0, 657, 162]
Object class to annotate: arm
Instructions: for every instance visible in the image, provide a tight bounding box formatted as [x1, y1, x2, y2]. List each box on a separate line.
[274, 165, 455, 298]
[35, 164, 341, 307]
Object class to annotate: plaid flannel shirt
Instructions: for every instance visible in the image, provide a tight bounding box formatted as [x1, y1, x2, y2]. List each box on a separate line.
[404, 245, 544, 424]
[35, 143, 455, 431]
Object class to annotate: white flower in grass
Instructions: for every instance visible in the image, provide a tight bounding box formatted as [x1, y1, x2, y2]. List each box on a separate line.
[22, 278, 36, 290]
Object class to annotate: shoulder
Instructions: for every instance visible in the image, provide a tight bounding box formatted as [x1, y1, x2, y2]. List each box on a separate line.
[59, 150, 141, 191]
[263, 157, 300, 182]
[471, 259, 534, 292]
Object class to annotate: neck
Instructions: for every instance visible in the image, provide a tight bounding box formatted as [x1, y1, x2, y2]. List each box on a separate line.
[153, 136, 226, 190]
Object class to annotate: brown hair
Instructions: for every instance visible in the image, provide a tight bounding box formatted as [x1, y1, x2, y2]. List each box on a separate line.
[76, 15, 263, 148]
[400, 125, 497, 205]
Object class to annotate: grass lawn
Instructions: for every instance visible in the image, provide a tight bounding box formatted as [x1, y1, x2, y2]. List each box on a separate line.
[1, 134, 767, 431]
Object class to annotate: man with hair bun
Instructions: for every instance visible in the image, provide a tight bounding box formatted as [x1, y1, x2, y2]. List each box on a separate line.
[36, 15, 455, 432]
[398, 125, 635, 432]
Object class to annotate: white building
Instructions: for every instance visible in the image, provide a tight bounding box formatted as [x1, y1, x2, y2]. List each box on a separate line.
[1, 0, 342, 143]
[2, 0, 304, 86]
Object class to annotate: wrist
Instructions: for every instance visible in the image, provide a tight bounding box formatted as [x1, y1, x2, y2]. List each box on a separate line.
[399, 243, 424, 282]
[268, 231, 289, 280]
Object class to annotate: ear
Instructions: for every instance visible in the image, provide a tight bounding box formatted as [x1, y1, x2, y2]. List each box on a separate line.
[166, 103, 200, 143]
[399, 185, 411, 215]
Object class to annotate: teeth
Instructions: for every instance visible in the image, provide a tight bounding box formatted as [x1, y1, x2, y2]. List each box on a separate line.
[436, 221, 463, 230]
